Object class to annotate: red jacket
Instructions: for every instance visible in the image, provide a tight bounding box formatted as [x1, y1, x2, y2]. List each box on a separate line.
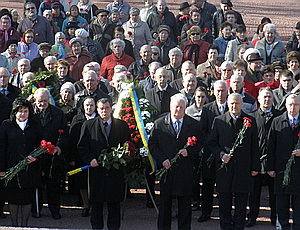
[181, 40, 210, 66]
[254, 80, 280, 98]
[65, 49, 93, 81]
[100, 52, 134, 81]
[225, 79, 257, 99]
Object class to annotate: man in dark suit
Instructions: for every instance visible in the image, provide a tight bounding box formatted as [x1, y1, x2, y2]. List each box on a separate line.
[208, 93, 260, 230]
[146, 67, 179, 116]
[148, 93, 203, 230]
[0, 67, 20, 101]
[267, 94, 300, 230]
[246, 87, 282, 227]
[198, 79, 228, 221]
[78, 97, 130, 230]
[32, 88, 67, 219]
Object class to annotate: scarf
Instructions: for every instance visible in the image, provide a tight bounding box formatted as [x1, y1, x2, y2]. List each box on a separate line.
[55, 40, 66, 59]
[188, 43, 200, 66]
[77, 0, 93, 14]
[0, 15, 12, 44]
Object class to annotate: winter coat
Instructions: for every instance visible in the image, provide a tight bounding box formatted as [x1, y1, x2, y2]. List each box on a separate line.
[181, 40, 210, 66]
[225, 37, 254, 62]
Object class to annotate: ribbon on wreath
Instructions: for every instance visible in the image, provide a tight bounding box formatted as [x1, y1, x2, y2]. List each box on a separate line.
[128, 86, 157, 173]
[28, 85, 56, 105]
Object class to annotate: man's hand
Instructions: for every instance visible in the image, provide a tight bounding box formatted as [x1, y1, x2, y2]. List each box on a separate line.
[251, 171, 258, 176]
[222, 154, 231, 164]
[55, 146, 62, 156]
[178, 149, 188, 157]
[267, 171, 276, 178]
[292, 149, 300, 157]
[162, 159, 171, 169]
[27, 156, 37, 164]
[90, 159, 99, 167]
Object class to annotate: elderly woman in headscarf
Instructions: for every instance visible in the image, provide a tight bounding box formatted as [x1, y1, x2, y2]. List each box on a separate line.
[50, 32, 71, 59]
[58, 82, 76, 113]
[17, 29, 39, 62]
[181, 25, 210, 67]
[0, 14, 20, 53]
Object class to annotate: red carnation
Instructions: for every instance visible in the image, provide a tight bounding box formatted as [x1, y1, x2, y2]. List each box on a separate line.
[128, 31, 132, 36]
[133, 138, 139, 143]
[51, 28, 54, 31]
[38, 81, 46, 88]
[187, 136, 197, 146]
[203, 28, 209, 33]
[138, 76, 144, 80]
[16, 53, 21, 57]
[30, 27, 34, 30]
[35, 33, 40, 36]
[40, 140, 47, 148]
[243, 117, 252, 123]
[177, 36, 182, 39]
[68, 0, 71, 3]
[298, 132, 300, 137]
[245, 122, 252, 127]
[282, 48, 287, 53]
[153, 41, 160, 45]
[126, 101, 131, 105]
[82, 23, 87, 27]
[58, 129, 64, 134]
[244, 42, 249, 45]
[85, 9, 88, 12]
[158, 14, 164, 19]
[12, 69, 18, 74]
[9, 55, 16, 59]
[53, 53, 58, 57]
[22, 52, 26, 54]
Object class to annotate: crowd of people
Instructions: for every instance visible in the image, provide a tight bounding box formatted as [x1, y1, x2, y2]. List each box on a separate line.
[0, 0, 300, 229]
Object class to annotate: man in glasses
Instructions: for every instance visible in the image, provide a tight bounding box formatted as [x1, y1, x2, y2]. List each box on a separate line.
[89, 9, 117, 51]
[17, 2, 54, 44]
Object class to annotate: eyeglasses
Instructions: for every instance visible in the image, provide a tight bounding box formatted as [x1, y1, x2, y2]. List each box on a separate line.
[191, 33, 200, 36]
[99, 14, 108, 17]
[25, 36, 34, 38]
[26, 7, 35, 11]
[153, 53, 159, 55]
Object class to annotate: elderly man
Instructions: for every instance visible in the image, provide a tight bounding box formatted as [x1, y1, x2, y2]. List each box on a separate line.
[31, 43, 52, 73]
[267, 94, 300, 230]
[148, 93, 202, 230]
[244, 48, 263, 83]
[199, 80, 229, 222]
[246, 88, 282, 227]
[0, 67, 20, 101]
[180, 73, 198, 106]
[229, 74, 257, 113]
[89, 9, 117, 51]
[146, 67, 179, 115]
[78, 97, 130, 230]
[109, 72, 125, 102]
[208, 93, 259, 230]
[18, 2, 54, 44]
[74, 70, 110, 110]
[128, 45, 152, 80]
[44, 56, 57, 72]
[140, 61, 161, 93]
[32, 88, 67, 219]
[10, 58, 31, 88]
[163, 47, 183, 82]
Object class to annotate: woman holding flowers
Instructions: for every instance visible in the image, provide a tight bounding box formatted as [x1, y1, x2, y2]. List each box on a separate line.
[0, 98, 42, 227]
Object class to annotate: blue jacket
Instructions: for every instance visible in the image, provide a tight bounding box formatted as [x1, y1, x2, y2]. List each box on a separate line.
[213, 35, 235, 58]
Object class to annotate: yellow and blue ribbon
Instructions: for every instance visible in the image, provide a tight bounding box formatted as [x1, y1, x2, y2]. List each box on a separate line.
[67, 165, 91, 176]
[128, 87, 157, 173]
[29, 85, 56, 105]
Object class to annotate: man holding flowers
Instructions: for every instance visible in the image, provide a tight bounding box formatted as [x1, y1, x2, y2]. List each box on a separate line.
[148, 93, 202, 230]
[208, 93, 260, 230]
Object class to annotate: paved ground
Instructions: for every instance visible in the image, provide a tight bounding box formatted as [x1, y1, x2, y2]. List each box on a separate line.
[0, 185, 276, 229]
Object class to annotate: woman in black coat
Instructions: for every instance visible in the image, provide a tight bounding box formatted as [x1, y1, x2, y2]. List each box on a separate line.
[0, 98, 42, 227]
[69, 97, 97, 217]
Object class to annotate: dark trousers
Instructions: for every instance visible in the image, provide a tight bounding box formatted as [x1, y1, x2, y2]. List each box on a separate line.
[91, 202, 120, 230]
[201, 177, 215, 216]
[276, 194, 300, 230]
[248, 173, 276, 220]
[158, 195, 191, 230]
[219, 192, 248, 230]
[192, 157, 201, 204]
[145, 168, 156, 202]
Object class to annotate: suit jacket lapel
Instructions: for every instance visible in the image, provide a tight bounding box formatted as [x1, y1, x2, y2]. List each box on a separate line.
[164, 114, 176, 136]
[98, 117, 109, 144]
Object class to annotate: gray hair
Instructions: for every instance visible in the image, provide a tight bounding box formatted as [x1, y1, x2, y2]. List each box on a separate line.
[214, 80, 228, 90]
[43, 10, 52, 17]
[44, 56, 57, 65]
[18, 58, 30, 66]
[22, 72, 35, 80]
[55, 32, 65, 42]
[83, 70, 98, 80]
[130, 7, 140, 15]
[34, 88, 50, 99]
[263, 23, 276, 33]
[149, 61, 162, 69]
[230, 73, 244, 82]
[286, 94, 300, 103]
[114, 65, 127, 73]
[169, 47, 183, 57]
[170, 93, 188, 107]
[75, 28, 89, 38]
[0, 67, 10, 77]
[110, 38, 125, 50]
[228, 93, 243, 102]
[112, 72, 126, 81]
[183, 73, 196, 81]
[90, 62, 100, 69]
[220, 60, 233, 70]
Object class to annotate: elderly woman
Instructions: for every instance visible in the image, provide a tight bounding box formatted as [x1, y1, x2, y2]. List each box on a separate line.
[255, 23, 286, 65]
[75, 28, 105, 64]
[44, 56, 57, 72]
[181, 9, 212, 44]
[0, 98, 42, 227]
[286, 51, 300, 77]
[77, 0, 98, 23]
[69, 97, 97, 217]
[100, 38, 134, 81]
[122, 7, 152, 60]
[1, 39, 24, 74]
[220, 60, 233, 80]
[59, 82, 76, 113]
[65, 37, 93, 81]
[50, 32, 71, 59]
[61, 5, 88, 32]
[17, 29, 39, 62]
[0, 15, 20, 53]
[55, 59, 75, 86]
[181, 25, 210, 67]
[21, 72, 35, 88]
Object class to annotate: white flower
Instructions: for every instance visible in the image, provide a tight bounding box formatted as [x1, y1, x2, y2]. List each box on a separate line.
[139, 147, 148, 157]
[145, 122, 154, 132]
[141, 111, 151, 119]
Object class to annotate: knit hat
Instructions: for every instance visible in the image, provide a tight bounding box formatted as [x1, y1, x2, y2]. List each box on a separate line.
[7, 39, 18, 47]
[69, 37, 83, 46]
[60, 82, 75, 95]
[75, 28, 89, 38]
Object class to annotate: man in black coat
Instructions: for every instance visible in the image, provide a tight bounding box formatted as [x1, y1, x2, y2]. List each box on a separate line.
[146, 67, 179, 116]
[32, 88, 67, 219]
[246, 87, 282, 227]
[0, 67, 20, 101]
[78, 97, 130, 230]
[208, 93, 260, 230]
[267, 94, 300, 230]
[148, 93, 203, 230]
[198, 80, 228, 221]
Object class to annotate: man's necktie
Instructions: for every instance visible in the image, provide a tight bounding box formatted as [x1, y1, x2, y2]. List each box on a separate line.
[292, 117, 296, 129]
[175, 120, 181, 135]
